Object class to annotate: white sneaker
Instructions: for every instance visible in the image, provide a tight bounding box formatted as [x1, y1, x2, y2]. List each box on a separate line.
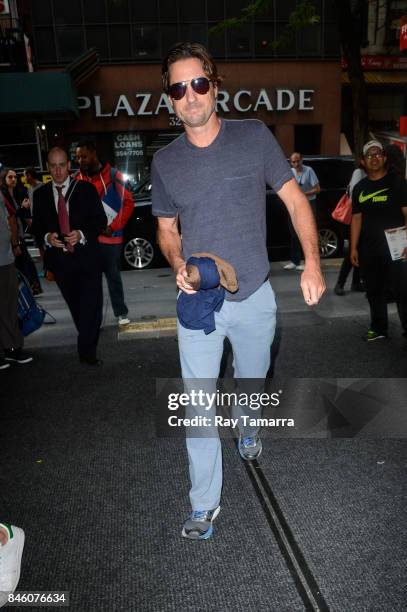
[118, 316, 131, 326]
[283, 262, 296, 270]
[295, 264, 305, 271]
[0, 524, 25, 607]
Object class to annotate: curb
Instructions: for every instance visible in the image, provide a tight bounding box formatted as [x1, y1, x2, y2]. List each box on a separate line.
[118, 317, 177, 340]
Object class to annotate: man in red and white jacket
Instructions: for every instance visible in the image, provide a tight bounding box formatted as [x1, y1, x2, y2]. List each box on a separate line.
[75, 141, 134, 326]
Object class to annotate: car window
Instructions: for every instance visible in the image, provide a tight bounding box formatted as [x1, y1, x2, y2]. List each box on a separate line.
[303, 158, 354, 189]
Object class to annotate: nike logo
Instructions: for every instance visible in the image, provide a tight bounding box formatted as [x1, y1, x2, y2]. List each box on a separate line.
[359, 188, 389, 203]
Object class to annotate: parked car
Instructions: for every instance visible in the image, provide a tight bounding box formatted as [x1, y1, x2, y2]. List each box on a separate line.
[123, 156, 354, 270]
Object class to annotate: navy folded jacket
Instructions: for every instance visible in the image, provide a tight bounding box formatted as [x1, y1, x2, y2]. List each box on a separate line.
[177, 256, 225, 334]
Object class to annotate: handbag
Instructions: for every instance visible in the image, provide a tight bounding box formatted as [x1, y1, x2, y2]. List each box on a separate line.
[17, 271, 46, 336]
[332, 190, 352, 225]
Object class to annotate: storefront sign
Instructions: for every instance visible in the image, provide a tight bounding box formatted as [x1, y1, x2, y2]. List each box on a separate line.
[342, 55, 407, 70]
[113, 132, 144, 160]
[78, 88, 315, 119]
[0, 0, 10, 15]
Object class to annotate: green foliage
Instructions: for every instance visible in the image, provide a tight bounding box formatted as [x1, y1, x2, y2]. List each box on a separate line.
[210, 0, 320, 49]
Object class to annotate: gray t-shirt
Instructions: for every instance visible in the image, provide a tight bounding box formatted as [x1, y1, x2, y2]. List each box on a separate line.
[152, 119, 292, 301]
[0, 192, 13, 267]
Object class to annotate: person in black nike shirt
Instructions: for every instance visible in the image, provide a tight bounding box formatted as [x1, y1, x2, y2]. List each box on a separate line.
[350, 140, 407, 342]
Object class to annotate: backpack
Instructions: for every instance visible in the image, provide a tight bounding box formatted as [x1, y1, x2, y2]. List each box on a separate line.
[17, 271, 46, 336]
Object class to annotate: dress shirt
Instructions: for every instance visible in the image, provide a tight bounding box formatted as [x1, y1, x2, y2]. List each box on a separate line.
[291, 165, 319, 201]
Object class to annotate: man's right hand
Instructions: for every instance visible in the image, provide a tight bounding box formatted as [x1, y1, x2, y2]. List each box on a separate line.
[350, 248, 359, 267]
[48, 232, 65, 248]
[176, 263, 197, 294]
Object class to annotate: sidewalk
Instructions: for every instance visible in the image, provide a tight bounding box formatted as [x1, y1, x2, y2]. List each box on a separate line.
[26, 259, 398, 347]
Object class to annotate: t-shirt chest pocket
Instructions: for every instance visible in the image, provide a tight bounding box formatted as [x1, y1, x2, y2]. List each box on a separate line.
[223, 172, 259, 206]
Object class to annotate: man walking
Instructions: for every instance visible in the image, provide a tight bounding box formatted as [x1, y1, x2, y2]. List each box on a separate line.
[350, 140, 407, 341]
[284, 152, 320, 271]
[32, 147, 107, 365]
[152, 42, 325, 540]
[75, 141, 134, 327]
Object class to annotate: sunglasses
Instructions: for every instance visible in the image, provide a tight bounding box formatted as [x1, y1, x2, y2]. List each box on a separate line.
[168, 77, 212, 100]
[365, 152, 384, 159]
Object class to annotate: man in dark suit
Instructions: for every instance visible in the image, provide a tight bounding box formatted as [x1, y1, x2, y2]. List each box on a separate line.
[32, 147, 107, 365]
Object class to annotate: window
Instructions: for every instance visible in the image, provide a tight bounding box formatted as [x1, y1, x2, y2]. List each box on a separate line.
[56, 27, 84, 61]
[83, 0, 106, 23]
[254, 0, 275, 21]
[133, 25, 160, 58]
[225, 0, 250, 18]
[178, 0, 205, 21]
[323, 22, 340, 57]
[53, 0, 82, 25]
[131, 1, 159, 21]
[294, 125, 322, 155]
[275, 23, 296, 56]
[107, 0, 129, 23]
[254, 23, 275, 56]
[180, 24, 207, 46]
[276, 0, 297, 21]
[31, 0, 52, 25]
[86, 26, 109, 60]
[298, 25, 321, 55]
[208, 25, 226, 57]
[33, 27, 56, 62]
[207, 0, 224, 21]
[226, 24, 253, 57]
[110, 25, 131, 58]
[161, 24, 179, 55]
[159, 0, 178, 21]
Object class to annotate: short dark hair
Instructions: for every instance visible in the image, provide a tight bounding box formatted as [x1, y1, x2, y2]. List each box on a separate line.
[25, 167, 39, 180]
[161, 41, 222, 93]
[76, 139, 97, 152]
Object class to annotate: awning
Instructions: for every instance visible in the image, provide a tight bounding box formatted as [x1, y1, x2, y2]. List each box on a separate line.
[0, 72, 79, 117]
[342, 71, 407, 86]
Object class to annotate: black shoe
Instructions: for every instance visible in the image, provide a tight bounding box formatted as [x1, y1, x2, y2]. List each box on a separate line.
[351, 283, 365, 292]
[334, 284, 345, 296]
[4, 348, 33, 364]
[79, 356, 103, 366]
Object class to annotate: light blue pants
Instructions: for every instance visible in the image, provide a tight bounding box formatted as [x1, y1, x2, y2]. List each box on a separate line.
[177, 280, 277, 510]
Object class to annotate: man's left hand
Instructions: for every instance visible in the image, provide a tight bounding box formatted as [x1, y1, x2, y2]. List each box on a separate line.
[64, 230, 81, 246]
[300, 265, 326, 306]
[102, 226, 113, 237]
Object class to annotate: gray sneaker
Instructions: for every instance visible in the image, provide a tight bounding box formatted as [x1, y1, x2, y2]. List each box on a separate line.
[238, 434, 262, 461]
[182, 506, 220, 540]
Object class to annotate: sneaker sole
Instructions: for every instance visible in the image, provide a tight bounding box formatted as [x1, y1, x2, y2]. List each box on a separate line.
[181, 506, 221, 540]
[2, 528, 25, 594]
[239, 444, 263, 461]
[238, 438, 263, 461]
[366, 336, 386, 342]
[4, 357, 33, 364]
[0, 363, 11, 370]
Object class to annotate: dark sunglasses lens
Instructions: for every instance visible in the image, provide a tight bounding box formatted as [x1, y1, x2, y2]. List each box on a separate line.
[192, 77, 210, 95]
[169, 82, 186, 100]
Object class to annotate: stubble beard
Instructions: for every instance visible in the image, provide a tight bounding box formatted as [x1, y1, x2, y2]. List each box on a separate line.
[177, 100, 216, 128]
